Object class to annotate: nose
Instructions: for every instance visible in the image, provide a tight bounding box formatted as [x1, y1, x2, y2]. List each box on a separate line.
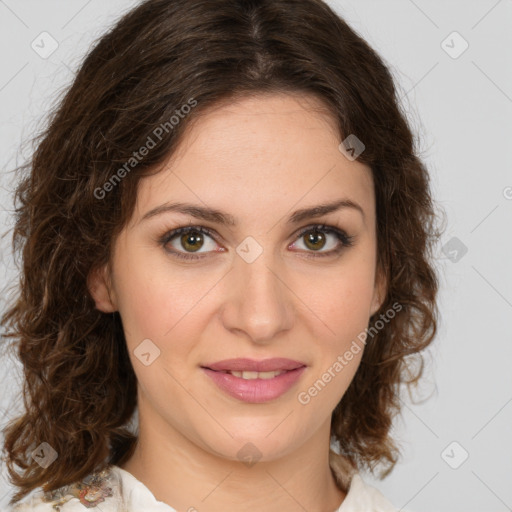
[220, 251, 294, 344]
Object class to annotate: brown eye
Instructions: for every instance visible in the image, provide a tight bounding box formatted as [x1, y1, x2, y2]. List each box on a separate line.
[291, 224, 355, 258]
[179, 231, 204, 252]
[303, 230, 327, 251]
[159, 223, 355, 262]
[160, 226, 219, 260]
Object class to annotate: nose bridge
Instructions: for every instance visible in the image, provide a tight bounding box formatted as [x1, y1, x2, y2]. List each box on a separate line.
[222, 246, 293, 342]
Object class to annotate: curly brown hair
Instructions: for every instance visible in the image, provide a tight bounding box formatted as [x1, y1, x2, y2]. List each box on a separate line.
[1, 0, 443, 505]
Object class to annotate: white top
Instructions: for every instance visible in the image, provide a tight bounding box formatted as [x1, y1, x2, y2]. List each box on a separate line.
[7, 452, 399, 512]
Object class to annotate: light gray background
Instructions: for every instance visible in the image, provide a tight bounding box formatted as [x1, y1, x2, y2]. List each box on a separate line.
[0, 1, 511, 511]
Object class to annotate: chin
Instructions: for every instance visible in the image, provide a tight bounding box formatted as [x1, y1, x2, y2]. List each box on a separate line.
[195, 424, 305, 464]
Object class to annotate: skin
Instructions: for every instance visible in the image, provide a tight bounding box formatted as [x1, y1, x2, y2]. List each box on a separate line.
[88, 92, 386, 512]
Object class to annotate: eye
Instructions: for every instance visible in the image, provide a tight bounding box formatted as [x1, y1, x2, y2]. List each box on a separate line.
[159, 226, 220, 260]
[158, 224, 355, 261]
[289, 224, 355, 258]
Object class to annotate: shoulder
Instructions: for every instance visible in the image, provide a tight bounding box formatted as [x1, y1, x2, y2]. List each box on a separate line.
[340, 473, 399, 512]
[6, 466, 122, 511]
[329, 450, 399, 512]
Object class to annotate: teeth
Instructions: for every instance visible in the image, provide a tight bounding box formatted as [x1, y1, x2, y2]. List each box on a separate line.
[229, 370, 285, 380]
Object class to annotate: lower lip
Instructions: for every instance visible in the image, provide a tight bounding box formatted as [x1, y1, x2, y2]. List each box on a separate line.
[202, 367, 306, 403]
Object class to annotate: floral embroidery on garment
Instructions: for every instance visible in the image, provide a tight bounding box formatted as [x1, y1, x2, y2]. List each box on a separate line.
[41, 467, 114, 510]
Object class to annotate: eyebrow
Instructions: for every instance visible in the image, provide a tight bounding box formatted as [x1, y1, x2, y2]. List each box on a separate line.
[139, 198, 365, 226]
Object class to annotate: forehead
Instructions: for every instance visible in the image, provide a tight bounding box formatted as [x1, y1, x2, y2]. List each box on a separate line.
[130, 93, 375, 228]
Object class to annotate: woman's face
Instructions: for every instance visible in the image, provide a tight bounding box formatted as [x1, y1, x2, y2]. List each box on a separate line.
[90, 93, 385, 463]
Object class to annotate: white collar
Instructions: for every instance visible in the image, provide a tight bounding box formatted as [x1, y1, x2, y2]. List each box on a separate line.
[111, 453, 398, 512]
[11, 453, 398, 511]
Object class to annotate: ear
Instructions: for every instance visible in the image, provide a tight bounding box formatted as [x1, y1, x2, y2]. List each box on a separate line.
[369, 264, 387, 317]
[87, 263, 117, 313]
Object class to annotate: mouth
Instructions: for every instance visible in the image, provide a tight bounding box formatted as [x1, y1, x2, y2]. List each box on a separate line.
[200, 358, 307, 403]
[201, 357, 306, 373]
[206, 369, 291, 380]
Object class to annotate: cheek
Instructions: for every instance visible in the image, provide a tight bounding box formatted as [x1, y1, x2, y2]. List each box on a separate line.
[111, 249, 175, 343]
[112, 231, 376, 350]
[112, 249, 214, 359]
[307, 260, 376, 339]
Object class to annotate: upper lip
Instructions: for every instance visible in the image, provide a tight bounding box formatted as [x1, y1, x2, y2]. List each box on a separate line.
[202, 358, 306, 372]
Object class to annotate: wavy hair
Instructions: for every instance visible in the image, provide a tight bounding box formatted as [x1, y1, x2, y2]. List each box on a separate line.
[1, 0, 443, 504]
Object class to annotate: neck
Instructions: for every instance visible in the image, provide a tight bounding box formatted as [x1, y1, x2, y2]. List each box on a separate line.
[120, 408, 346, 512]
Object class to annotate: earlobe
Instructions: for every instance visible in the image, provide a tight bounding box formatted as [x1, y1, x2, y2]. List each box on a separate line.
[369, 292, 381, 318]
[370, 265, 387, 317]
[87, 264, 117, 313]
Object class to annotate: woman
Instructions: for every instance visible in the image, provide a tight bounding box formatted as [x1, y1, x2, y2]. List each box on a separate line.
[1, 0, 442, 510]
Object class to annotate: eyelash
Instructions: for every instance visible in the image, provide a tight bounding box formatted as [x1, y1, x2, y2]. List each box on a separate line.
[158, 223, 355, 261]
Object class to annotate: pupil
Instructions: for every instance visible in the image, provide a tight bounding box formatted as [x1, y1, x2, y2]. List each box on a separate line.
[182, 232, 203, 252]
[305, 231, 325, 251]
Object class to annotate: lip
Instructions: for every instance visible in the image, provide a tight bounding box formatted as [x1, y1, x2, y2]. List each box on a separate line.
[201, 358, 307, 404]
[202, 366, 306, 403]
